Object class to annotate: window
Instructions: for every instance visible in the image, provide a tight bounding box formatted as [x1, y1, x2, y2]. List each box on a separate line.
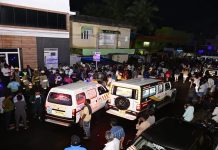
[58, 14, 66, 30]
[26, 9, 37, 27]
[142, 86, 156, 101]
[0, 5, 66, 30]
[113, 86, 137, 99]
[157, 84, 163, 94]
[1, 6, 14, 25]
[14, 7, 26, 26]
[76, 93, 86, 105]
[48, 92, 72, 106]
[142, 89, 149, 98]
[98, 86, 108, 95]
[149, 87, 156, 96]
[81, 26, 93, 39]
[38, 11, 47, 28]
[86, 89, 97, 99]
[165, 82, 171, 91]
[48, 12, 58, 29]
[81, 29, 92, 39]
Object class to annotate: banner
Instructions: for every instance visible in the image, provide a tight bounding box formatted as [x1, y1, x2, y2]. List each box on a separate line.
[44, 48, 58, 69]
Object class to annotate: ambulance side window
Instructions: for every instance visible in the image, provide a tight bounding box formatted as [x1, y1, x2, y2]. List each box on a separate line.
[76, 92, 86, 105]
[98, 86, 108, 95]
[157, 84, 163, 94]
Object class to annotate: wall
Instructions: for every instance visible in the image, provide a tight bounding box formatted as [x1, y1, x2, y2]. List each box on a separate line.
[36, 37, 70, 68]
[0, 35, 38, 68]
[71, 22, 131, 49]
[0, 0, 70, 13]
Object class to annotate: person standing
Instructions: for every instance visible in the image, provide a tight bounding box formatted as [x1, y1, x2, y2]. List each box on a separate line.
[2, 93, 14, 130]
[103, 131, 120, 150]
[64, 135, 87, 150]
[25, 65, 33, 81]
[14, 94, 27, 131]
[7, 78, 20, 95]
[1, 64, 11, 85]
[29, 90, 44, 120]
[80, 99, 92, 139]
[187, 84, 197, 103]
[110, 118, 125, 149]
[39, 70, 49, 90]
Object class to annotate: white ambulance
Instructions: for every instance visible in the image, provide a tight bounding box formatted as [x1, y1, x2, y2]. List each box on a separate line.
[45, 81, 109, 126]
[106, 78, 176, 120]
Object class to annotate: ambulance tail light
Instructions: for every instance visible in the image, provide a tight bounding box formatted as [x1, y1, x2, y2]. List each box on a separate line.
[45, 104, 48, 110]
[136, 104, 141, 111]
[72, 109, 76, 116]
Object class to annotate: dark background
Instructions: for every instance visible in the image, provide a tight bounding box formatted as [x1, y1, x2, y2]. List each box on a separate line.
[70, 0, 218, 35]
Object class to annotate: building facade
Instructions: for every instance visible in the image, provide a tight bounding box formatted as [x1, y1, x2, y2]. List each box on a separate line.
[0, 0, 72, 69]
[70, 15, 134, 56]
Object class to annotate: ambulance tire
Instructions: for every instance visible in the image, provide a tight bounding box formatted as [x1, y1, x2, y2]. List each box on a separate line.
[115, 96, 130, 110]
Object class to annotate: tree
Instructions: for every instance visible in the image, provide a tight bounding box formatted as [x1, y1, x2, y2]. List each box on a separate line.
[125, 0, 159, 34]
[82, 0, 159, 34]
[83, 0, 130, 20]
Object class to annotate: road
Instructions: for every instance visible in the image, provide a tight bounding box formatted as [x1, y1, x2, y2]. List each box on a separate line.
[0, 81, 212, 150]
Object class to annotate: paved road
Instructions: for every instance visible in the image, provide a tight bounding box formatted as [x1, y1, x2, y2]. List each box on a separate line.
[0, 81, 213, 150]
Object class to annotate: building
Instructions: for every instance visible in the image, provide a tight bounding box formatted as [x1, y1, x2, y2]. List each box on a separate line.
[70, 15, 135, 57]
[0, 0, 74, 69]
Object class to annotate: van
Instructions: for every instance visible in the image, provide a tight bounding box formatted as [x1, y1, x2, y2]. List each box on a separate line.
[106, 78, 176, 120]
[45, 81, 109, 126]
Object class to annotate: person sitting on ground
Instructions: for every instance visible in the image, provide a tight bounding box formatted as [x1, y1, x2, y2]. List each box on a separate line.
[183, 103, 194, 122]
[64, 134, 86, 150]
[103, 130, 120, 150]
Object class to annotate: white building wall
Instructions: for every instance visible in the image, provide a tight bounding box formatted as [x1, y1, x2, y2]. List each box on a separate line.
[0, 0, 70, 13]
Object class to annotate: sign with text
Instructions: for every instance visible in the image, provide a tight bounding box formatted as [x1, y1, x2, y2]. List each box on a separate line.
[44, 48, 58, 69]
[93, 52, 101, 62]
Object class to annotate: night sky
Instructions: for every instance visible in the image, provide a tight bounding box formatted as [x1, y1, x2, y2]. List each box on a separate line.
[70, 0, 218, 35]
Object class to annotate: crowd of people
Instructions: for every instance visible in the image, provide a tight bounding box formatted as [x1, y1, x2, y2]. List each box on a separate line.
[1, 56, 218, 149]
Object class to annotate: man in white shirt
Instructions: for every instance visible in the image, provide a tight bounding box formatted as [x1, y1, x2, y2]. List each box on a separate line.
[103, 131, 120, 150]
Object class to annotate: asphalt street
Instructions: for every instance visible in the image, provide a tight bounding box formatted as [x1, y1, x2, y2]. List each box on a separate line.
[0, 81, 213, 150]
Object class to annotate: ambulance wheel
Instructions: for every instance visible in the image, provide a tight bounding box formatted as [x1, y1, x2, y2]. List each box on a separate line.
[115, 96, 130, 110]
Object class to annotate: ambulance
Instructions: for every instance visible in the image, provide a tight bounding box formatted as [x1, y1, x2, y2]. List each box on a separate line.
[45, 81, 109, 126]
[106, 78, 177, 120]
